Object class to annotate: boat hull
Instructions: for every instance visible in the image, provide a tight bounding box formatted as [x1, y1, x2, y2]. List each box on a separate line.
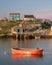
[11, 48, 43, 57]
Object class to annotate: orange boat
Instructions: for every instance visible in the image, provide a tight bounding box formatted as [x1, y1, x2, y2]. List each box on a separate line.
[11, 48, 43, 57]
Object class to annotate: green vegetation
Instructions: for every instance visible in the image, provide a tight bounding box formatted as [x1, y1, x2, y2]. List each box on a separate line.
[41, 21, 51, 29]
[0, 21, 20, 34]
[0, 20, 51, 34]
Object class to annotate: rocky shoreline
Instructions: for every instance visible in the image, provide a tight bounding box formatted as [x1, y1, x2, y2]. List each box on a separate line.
[0, 34, 52, 40]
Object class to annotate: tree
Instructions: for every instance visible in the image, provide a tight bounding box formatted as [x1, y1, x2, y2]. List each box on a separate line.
[41, 21, 51, 29]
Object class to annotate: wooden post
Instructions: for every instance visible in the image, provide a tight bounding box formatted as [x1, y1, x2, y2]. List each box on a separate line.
[16, 34, 18, 39]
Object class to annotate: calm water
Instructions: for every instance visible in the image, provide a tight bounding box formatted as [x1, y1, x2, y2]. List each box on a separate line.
[0, 38, 52, 65]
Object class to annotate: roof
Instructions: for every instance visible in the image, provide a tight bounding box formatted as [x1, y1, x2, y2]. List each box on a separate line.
[1, 17, 8, 21]
[10, 13, 20, 15]
[24, 15, 35, 18]
[19, 21, 25, 27]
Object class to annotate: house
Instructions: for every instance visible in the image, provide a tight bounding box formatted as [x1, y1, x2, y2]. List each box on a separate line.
[10, 13, 20, 21]
[1, 17, 8, 21]
[24, 15, 36, 21]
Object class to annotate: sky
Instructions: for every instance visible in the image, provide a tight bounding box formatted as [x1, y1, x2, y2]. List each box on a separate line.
[0, 0, 52, 20]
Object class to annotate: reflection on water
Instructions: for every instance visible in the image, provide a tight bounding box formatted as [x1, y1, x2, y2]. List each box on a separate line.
[0, 38, 52, 65]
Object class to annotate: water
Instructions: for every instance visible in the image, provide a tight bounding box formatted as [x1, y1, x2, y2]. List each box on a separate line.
[0, 38, 52, 65]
